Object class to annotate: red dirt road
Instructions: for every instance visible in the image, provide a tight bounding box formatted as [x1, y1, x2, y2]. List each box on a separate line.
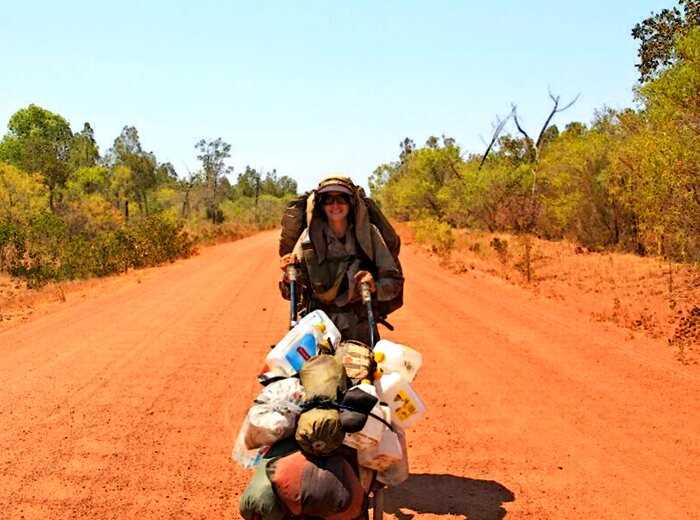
[0, 230, 698, 519]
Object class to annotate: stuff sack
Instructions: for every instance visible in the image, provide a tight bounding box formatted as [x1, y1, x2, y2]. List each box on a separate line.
[296, 355, 347, 455]
[267, 451, 364, 520]
[239, 459, 286, 520]
[339, 384, 379, 433]
[300, 355, 347, 400]
[335, 340, 372, 383]
[295, 407, 344, 456]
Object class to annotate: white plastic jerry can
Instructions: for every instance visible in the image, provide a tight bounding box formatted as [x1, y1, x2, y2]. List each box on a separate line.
[375, 372, 426, 430]
[265, 311, 340, 375]
[297, 310, 342, 349]
[343, 385, 387, 451]
[357, 422, 403, 471]
[373, 339, 423, 383]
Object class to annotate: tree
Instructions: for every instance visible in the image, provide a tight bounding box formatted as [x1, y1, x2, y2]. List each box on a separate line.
[69, 122, 100, 170]
[0, 104, 73, 210]
[233, 166, 261, 198]
[399, 137, 415, 163]
[195, 138, 233, 223]
[108, 126, 157, 215]
[276, 175, 298, 196]
[631, 0, 700, 82]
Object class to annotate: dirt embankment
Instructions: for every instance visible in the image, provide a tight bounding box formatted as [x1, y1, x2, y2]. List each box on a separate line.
[402, 223, 700, 364]
[0, 229, 698, 519]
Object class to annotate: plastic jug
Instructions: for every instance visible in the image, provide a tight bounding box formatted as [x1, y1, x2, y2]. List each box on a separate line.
[266, 311, 342, 376]
[375, 372, 426, 430]
[373, 339, 423, 383]
[343, 384, 388, 450]
[296, 310, 342, 349]
[358, 425, 403, 471]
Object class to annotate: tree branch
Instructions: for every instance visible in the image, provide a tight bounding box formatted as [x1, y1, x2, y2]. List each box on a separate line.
[479, 107, 515, 171]
[535, 91, 580, 150]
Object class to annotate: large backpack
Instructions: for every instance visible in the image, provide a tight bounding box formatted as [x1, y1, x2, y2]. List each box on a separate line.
[279, 180, 403, 317]
[279, 187, 400, 259]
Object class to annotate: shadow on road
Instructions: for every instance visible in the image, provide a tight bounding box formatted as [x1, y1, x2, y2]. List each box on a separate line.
[383, 473, 515, 519]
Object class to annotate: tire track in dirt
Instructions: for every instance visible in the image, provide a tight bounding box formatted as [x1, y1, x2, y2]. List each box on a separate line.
[0, 230, 698, 519]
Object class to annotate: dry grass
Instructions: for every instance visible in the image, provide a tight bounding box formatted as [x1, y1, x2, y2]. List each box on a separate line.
[397, 222, 700, 363]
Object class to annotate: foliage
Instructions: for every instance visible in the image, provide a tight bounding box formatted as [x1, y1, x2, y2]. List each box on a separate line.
[0, 107, 297, 286]
[410, 217, 455, 255]
[372, 26, 700, 262]
[195, 138, 233, 223]
[0, 104, 73, 209]
[631, 0, 700, 81]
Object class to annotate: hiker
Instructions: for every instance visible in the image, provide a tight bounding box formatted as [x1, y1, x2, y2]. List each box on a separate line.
[279, 176, 403, 345]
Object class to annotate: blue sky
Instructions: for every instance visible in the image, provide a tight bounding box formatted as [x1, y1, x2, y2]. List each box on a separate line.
[1, 1, 670, 190]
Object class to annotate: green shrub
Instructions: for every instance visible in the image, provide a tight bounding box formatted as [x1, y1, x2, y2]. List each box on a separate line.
[411, 217, 455, 255]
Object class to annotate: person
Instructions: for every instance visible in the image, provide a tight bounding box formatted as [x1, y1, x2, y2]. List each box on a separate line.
[279, 177, 403, 345]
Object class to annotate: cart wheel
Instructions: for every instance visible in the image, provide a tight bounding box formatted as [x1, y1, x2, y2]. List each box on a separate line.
[372, 487, 384, 520]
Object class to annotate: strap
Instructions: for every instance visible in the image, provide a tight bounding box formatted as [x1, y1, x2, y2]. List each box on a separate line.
[300, 396, 394, 431]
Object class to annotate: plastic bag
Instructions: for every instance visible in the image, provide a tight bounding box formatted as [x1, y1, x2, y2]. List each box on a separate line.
[246, 404, 297, 449]
[234, 377, 305, 461]
[232, 416, 270, 468]
[377, 425, 409, 486]
[256, 377, 305, 411]
[358, 426, 402, 472]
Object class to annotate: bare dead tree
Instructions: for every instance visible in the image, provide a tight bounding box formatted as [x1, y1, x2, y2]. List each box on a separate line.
[510, 91, 579, 282]
[511, 90, 580, 163]
[478, 106, 516, 171]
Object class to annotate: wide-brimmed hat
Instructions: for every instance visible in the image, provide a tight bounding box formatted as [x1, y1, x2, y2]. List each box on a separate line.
[316, 176, 355, 197]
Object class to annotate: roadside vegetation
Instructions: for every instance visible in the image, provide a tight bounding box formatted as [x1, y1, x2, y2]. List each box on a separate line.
[0, 110, 296, 286]
[371, 5, 700, 266]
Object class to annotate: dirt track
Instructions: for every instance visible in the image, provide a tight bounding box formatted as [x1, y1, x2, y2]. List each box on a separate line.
[0, 230, 698, 519]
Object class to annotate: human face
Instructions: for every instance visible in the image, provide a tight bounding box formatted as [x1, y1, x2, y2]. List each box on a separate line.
[321, 191, 350, 223]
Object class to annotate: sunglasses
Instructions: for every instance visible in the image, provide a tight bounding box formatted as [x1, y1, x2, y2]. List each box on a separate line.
[321, 195, 350, 206]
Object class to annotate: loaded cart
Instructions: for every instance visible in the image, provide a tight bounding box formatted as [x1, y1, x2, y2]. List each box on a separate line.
[234, 280, 425, 520]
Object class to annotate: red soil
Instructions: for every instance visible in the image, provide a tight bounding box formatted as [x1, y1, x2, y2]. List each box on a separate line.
[0, 230, 698, 519]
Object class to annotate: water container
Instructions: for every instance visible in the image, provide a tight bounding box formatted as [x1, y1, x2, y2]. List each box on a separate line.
[373, 339, 423, 383]
[266, 311, 341, 376]
[358, 423, 403, 471]
[296, 310, 342, 349]
[375, 372, 426, 430]
[343, 384, 387, 450]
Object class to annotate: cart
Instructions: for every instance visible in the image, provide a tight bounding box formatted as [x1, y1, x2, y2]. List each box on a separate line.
[286, 268, 387, 520]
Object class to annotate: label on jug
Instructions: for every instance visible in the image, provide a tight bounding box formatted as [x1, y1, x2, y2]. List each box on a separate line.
[393, 390, 418, 421]
[285, 333, 317, 372]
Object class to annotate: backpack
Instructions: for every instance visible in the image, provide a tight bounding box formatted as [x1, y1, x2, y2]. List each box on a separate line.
[278, 181, 403, 318]
[279, 187, 401, 260]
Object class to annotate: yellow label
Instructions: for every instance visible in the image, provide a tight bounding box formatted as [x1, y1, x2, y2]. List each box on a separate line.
[393, 390, 417, 420]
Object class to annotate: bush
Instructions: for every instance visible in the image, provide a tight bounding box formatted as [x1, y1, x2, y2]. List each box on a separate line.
[411, 217, 455, 255]
[5, 212, 195, 286]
